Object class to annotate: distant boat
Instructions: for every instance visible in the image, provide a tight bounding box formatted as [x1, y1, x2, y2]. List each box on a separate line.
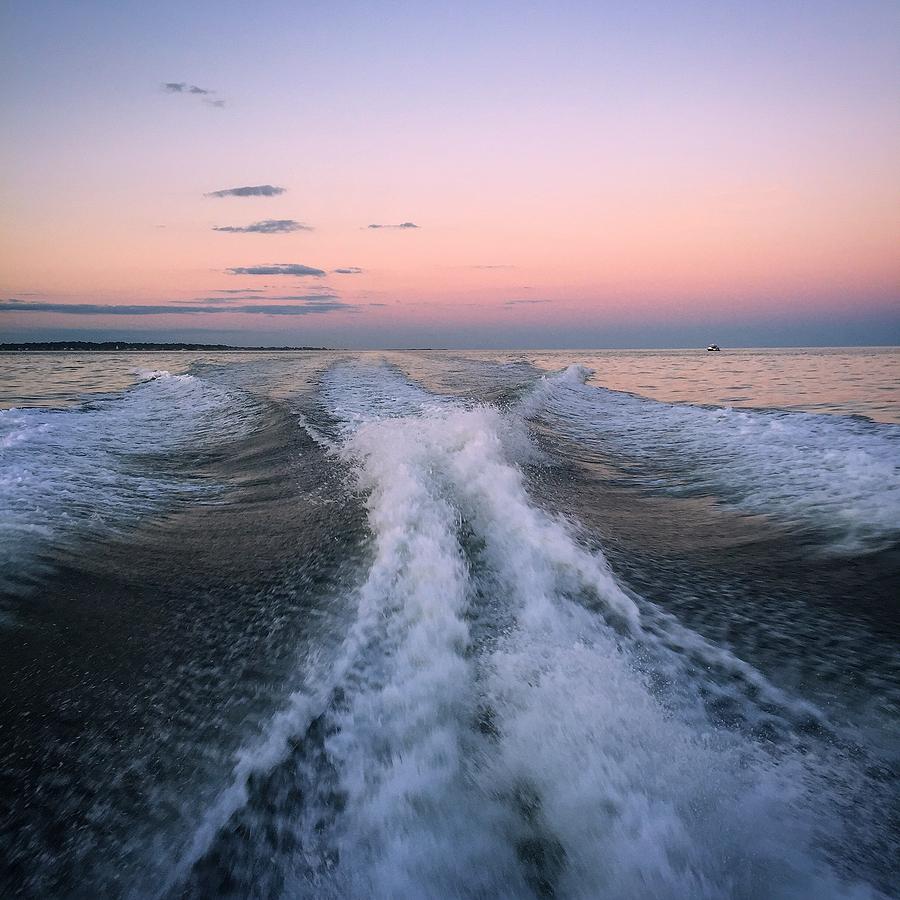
[706, 344, 721, 351]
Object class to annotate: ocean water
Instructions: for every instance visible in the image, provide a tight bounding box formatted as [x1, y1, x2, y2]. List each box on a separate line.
[0, 348, 897, 899]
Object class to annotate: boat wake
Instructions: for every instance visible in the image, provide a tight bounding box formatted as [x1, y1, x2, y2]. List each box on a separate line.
[525, 364, 900, 554]
[169, 363, 886, 899]
[0, 370, 260, 597]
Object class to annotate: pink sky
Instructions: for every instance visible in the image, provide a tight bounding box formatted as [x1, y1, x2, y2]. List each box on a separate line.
[1, 1, 898, 346]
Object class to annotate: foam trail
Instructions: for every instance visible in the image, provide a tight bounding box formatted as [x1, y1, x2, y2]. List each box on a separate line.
[169, 394, 528, 897]
[319, 359, 456, 435]
[522, 365, 900, 554]
[442, 428, 858, 893]
[0, 371, 257, 595]
[324, 364, 822, 727]
[321, 367, 873, 897]
[439, 403, 824, 732]
[339, 393, 869, 896]
[314, 411, 527, 897]
[170, 363, 881, 898]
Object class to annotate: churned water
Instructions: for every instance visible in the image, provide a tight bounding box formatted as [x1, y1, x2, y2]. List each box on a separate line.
[0, 348, 897, 898]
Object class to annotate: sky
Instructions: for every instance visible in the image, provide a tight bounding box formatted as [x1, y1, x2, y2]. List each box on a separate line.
[1, 0, 898, 348]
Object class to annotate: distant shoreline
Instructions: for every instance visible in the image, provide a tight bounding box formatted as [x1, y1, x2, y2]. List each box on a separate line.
[0, 342, 330, 352]
[2, 342, 897, 353]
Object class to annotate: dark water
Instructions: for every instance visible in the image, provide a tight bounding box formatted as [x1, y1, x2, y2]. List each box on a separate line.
[0, 349, 898, 898]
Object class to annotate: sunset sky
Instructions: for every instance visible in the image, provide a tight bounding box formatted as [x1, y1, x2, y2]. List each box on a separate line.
[1, 0, 898, 347]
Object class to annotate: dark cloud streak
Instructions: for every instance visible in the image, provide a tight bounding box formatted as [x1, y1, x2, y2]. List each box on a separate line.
[206, 185, 286, 198]
[173, 294, 339, 304]
[163, 82, 211, 94]
[2, 299, 352, 316]
[367, 222, 419, 229]
[226, 264, 325, 276]
[163, 82, 224, 106]
[213, 289, 266, 294]
[214, 219, 311, 234]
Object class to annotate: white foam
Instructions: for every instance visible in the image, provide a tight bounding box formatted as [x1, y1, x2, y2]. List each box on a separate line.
[175, 364, 878, 897]
[0, 372, 258, 594]
[318, 360, 456, 435]
[524, 365, 900, 554]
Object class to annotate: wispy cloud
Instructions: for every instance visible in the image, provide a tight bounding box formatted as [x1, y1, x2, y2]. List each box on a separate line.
[163, 82, 212, 95]
[213, 219, 311, 234]
[206, 185, 286, 198]
[173, 293, 338, 304]
[367, 222, 419, 229]
[333, 267, 364, 274]
[226, 264, 325, 276]
[504, 299, 551, 306]
[212, 288, 267, 294]
[171, 297, 254, 304]
[471, 264, 516, 269]
[1, 299, 353, 316]
[163, 82, 225, 107]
